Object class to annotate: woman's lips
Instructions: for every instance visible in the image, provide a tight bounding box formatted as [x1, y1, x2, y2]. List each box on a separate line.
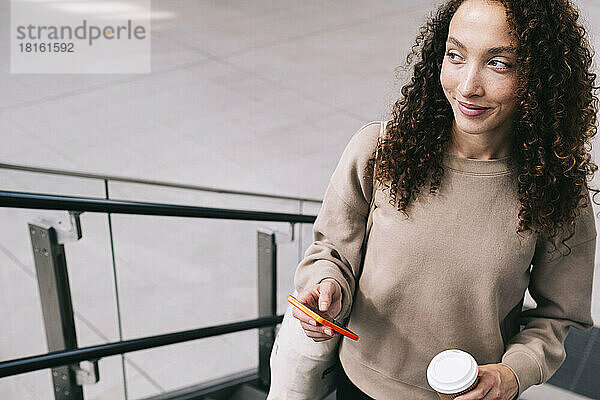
[457, 101, 491, 117]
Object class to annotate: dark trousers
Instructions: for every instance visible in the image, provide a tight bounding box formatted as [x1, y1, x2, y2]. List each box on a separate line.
[336, 365, 374, 400]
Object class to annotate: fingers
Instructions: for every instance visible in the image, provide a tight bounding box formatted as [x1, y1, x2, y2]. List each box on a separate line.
[318, 279, 339, 312]
[318, 282, 333, 312]
[291, 302, 315, 325]
[291, 306, 338, 341]
[454, 379, 492, 400]
[300, 320, 338, 340]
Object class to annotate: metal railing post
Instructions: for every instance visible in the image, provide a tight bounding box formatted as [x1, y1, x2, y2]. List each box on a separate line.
[28, 224, 84, 400]
[257, 230, 277, 389]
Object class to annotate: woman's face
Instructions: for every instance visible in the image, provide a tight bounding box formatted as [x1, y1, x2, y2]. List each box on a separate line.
[440, 0, 518, 140]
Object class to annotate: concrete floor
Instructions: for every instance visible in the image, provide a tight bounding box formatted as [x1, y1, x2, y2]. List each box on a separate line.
[0, 0, 599, 399]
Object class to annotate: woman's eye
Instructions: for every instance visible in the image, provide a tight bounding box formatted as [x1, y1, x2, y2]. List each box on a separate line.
[446, 51, 462, 61]
[489, 59, 511, 69]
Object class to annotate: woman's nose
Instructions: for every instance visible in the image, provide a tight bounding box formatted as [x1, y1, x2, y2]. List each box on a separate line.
[458, 64, 484, 97]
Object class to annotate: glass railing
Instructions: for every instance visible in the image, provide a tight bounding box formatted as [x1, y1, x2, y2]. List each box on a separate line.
[0, 162, 322, 400]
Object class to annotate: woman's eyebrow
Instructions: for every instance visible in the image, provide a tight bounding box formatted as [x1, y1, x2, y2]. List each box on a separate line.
[447, 36, 516, 55]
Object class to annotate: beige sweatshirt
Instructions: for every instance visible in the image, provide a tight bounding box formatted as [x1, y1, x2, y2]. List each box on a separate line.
[294, 121, 597, 399]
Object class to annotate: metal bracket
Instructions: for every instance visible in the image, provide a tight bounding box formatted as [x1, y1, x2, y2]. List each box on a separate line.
[256, 225, 295, 244]
[32, 211, 83, 244]
[29, 224, 84, 400]
[257, 230, 277, 389]
[73, 360, 100, 385]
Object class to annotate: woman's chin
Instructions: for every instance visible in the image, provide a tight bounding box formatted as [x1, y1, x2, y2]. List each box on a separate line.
[453, 122, 493, 136]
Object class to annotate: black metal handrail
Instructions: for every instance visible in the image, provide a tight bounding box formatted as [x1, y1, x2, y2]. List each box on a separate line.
[0, 190, 316, 223]
[0, 190, 316, 379]
[0, 315, 283, 378]
[0, 162, 322, 204]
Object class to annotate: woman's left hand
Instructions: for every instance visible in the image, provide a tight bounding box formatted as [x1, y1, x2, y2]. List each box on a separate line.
[454, 363, 518, 400]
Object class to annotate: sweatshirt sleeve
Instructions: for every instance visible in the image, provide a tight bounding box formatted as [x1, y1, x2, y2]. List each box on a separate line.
[293, 121, 382, 322]
[501, 190, 597, 398]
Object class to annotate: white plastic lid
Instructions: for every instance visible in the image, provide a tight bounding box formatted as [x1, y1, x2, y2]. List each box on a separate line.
[426, 349, 478, 394]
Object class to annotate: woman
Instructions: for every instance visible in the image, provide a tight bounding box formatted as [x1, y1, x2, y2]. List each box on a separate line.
[292, 0, 599, 399]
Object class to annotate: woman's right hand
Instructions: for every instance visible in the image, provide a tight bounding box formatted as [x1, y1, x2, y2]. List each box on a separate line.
[292, 279, 343, 342]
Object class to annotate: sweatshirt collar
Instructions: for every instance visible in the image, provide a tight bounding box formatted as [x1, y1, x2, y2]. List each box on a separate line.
[442, 151, 517, 175]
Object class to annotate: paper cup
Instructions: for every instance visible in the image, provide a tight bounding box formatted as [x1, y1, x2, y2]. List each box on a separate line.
[427, 349, 479, 399]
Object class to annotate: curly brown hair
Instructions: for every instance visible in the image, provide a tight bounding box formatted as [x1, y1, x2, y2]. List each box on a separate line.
[366, 0, 599, 254]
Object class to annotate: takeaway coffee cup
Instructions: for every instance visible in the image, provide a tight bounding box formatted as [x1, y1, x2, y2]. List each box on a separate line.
[427, 349, 480, 399]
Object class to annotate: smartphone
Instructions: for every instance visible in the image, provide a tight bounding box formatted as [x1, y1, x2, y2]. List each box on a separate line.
[287, 295, 359, 341]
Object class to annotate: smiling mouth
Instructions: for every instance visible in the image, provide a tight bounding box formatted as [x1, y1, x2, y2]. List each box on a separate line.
[457, 101, 490, 110]
[456, 100, 491, 117]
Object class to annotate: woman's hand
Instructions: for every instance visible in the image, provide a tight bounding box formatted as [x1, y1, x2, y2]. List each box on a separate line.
[292, 279, 343, 342]
[455, 364, 518, 400]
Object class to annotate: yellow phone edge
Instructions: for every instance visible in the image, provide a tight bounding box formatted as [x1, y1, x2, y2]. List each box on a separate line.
[286, 295, 325, 324]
